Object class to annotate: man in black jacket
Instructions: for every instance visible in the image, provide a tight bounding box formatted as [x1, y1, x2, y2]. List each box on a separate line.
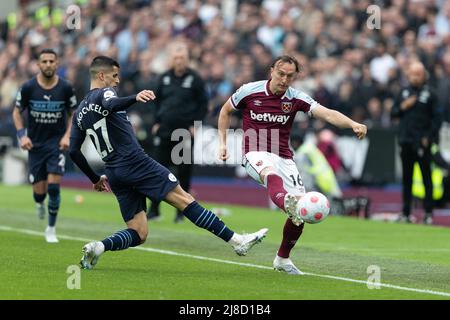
[148, 42, 208, 222]
[391, 61, 442, 224]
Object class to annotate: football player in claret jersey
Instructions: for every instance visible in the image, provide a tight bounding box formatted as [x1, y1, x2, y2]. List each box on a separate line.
[218, 55, 367, 274]
[12, 49, 77, 243]
[69, 56, 268, 269]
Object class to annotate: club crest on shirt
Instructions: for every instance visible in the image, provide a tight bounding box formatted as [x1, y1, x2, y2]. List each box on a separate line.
[256, 160, 263, 166]
[281, 101, 292, 113]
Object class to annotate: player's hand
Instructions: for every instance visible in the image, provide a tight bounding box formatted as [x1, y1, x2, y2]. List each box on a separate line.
[352, 122, 367, 140]
[136, 90, 156, 103]
[94, 175, 110, 192]
[19, 136, 33, 150]
[401, 95, 416, 110]
[218, 145, 229, 162]
[59, 135, 70, 150]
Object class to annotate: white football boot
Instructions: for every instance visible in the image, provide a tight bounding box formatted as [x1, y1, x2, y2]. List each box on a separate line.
[232, 228, 269, 256]
[273, 255, 304, 275]
[44, 226, 59, 243]
[284, 193, 303, 226]
[80, 241, 104, 269]
[36, 203, 46, 220]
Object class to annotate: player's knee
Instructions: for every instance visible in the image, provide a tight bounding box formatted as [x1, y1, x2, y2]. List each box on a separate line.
[33, 181, 47, 194]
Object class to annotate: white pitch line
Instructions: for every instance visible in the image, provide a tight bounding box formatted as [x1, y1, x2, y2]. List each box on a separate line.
[1, 225, 450, 298]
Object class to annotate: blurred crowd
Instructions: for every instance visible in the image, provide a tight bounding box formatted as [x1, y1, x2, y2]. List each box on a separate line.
[1, 0, 450, 145]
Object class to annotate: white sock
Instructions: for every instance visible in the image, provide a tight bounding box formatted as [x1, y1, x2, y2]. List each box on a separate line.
[228, 233, 244, 246]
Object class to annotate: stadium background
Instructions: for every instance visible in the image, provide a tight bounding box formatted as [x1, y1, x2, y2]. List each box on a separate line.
[1, 0, 450, 225]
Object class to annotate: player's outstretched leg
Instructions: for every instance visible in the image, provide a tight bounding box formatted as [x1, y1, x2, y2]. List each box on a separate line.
[182, 201, 268, 256]
[273, 219, 305, 275]
[165, 186, 268, 256]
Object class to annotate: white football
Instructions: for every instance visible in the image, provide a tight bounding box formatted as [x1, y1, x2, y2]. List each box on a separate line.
[297, 191, 330, 224]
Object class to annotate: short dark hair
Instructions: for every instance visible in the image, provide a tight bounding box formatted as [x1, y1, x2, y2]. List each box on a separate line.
[90, 56, 120, 77]
[271, 55, 301, 73]
[38, 48, 57, 59]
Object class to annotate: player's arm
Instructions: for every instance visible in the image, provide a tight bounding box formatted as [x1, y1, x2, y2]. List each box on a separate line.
[102, 88, 155, 112]
[218, 99, 235, 161]
[311, 104, 367, 140]
[12, 87, 33, 150]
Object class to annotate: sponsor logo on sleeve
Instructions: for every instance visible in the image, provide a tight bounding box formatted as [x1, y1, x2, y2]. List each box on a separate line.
[103, 90, 115, 101]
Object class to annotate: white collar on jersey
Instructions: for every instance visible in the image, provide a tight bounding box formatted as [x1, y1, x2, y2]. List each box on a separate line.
[265, 80, 289, 99]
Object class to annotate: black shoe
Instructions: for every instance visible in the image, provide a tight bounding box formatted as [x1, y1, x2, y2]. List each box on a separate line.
[423, 214, 433, 225]
[396, 214, 412, 223]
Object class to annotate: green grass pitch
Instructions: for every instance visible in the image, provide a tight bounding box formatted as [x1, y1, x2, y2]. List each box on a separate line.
[0, 184, 450, 300]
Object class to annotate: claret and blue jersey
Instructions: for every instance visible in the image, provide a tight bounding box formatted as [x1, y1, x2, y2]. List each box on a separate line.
[230, 80, 318, 159]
